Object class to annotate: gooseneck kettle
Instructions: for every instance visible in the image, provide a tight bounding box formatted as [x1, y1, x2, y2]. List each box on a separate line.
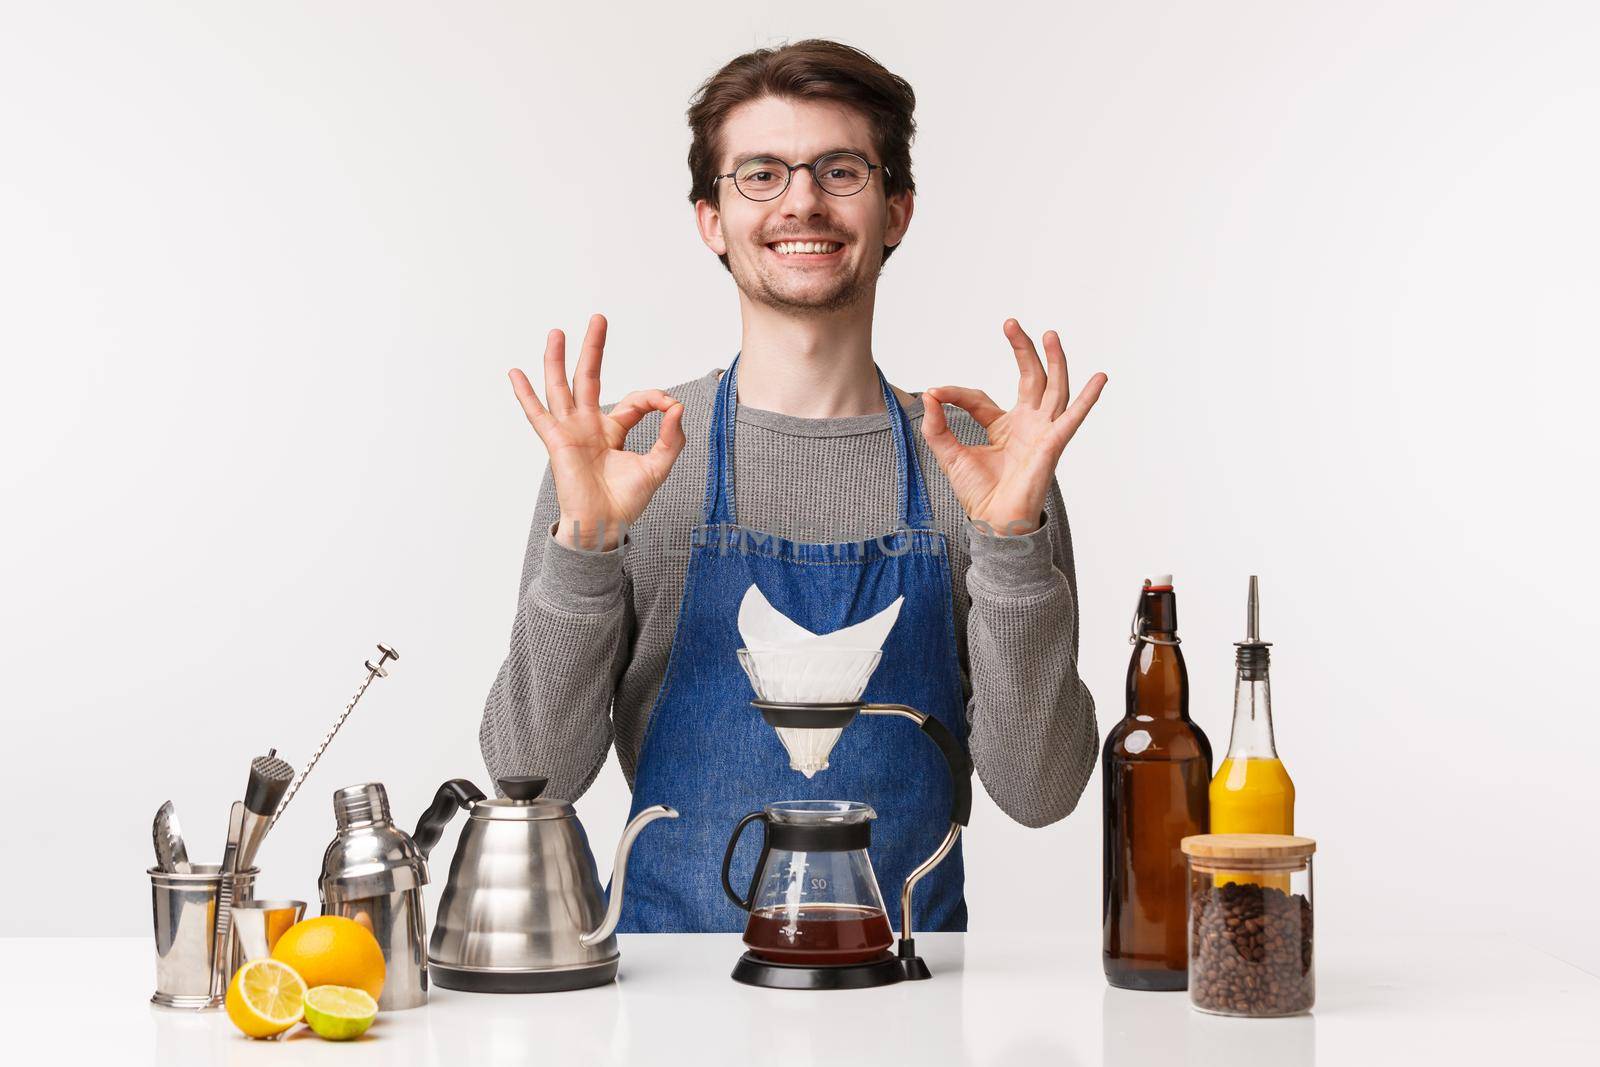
[412, 775, 677, 992]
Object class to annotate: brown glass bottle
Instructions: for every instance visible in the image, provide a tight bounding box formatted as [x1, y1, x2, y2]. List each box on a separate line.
[1102, 577, 1213, 990]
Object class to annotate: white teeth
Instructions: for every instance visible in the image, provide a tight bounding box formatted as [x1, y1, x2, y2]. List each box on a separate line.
[771, 240, 842, 255]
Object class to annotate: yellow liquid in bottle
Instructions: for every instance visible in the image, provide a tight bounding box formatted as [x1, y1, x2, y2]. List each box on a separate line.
[1208, 757, 1295, 889]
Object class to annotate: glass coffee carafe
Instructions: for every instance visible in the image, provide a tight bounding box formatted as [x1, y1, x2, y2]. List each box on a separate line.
[722, 801, 894, 968]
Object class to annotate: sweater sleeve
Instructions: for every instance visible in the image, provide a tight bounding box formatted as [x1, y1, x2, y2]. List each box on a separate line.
[478, 460, 634, 802]
[960, 477, 1099, 828]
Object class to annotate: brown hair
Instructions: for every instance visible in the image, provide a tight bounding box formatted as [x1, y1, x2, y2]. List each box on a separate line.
[686, 39, 917, 271]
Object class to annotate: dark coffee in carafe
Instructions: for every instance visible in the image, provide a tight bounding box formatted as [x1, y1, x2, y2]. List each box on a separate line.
[743, 903, 894, 965]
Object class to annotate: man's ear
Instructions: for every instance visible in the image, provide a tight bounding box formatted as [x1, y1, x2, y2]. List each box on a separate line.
[695, 197, 728, 256]
[883, 189, 914, 249]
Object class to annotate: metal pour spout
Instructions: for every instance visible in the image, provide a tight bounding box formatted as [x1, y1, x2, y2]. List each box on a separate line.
[1246, 575, 1260, 642]
[1234, 575, 1272, 680]
[579, 804, 679, 947]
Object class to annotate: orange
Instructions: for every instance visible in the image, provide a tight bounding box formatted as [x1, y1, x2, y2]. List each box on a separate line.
[271, 915, 386, 1002]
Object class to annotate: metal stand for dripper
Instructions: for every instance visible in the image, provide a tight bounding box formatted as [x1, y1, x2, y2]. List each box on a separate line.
[744, 698, 974, 985]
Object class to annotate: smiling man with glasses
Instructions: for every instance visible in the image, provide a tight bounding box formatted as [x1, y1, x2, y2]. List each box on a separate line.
[482, 38, 1108, 934]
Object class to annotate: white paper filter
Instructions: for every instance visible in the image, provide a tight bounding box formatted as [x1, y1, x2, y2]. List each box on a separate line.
[735, 584, 903, 777]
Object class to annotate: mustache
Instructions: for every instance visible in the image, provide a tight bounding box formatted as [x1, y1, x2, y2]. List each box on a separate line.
[759, 233, 850, 244]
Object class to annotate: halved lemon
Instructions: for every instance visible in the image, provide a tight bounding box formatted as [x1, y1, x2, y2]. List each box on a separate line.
[303, 985, 378, 1041]
[225, 958, 307, 1039]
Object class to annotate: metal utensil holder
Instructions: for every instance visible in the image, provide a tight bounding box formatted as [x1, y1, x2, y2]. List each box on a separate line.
[149, 864, 258, 1009]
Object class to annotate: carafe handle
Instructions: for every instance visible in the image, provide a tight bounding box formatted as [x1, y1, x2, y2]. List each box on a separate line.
[412, 779, 485, 858]
[719, 811, 771, 912]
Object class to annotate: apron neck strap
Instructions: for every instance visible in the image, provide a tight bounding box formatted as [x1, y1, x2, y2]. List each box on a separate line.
[702, 353, 935, 530]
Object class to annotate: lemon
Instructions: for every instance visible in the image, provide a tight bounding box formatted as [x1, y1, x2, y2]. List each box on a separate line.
[303, 985, 379, 1041]
[225, 958, 307, 1039]
[272, 914, 387, 1001]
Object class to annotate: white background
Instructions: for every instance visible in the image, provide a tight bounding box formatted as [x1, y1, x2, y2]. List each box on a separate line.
[4, 0, 1597, 975]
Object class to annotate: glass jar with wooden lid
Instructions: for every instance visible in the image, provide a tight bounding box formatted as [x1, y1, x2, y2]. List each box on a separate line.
[1180, 833, 1316, 1017]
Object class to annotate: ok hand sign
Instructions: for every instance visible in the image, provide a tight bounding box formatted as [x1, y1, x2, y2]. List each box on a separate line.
[510, 314, 686, 550]
[920, 319, 1107, 535]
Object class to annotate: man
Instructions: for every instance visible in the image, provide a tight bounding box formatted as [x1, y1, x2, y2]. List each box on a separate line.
[481, 39, 1107, 934]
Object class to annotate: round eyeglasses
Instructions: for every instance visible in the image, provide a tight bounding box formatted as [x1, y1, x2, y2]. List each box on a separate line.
[713, 152, 890, 203]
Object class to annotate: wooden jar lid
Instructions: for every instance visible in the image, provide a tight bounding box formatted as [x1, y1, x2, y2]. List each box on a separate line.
[1180, 833, 1317, 861]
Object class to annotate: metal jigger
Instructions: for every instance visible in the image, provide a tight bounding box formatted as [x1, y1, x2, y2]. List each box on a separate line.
[735, 647, 974, 984]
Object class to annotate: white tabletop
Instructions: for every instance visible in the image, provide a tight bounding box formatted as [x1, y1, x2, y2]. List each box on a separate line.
[4, 932, 1596, 1064]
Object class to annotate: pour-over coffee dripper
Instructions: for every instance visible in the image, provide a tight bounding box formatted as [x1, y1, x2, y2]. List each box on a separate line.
[735, 647, 884, 777]
[730, 647, 974, 988]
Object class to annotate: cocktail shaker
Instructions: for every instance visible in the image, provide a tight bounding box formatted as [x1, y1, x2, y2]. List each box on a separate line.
[318, 782, 430, 1011]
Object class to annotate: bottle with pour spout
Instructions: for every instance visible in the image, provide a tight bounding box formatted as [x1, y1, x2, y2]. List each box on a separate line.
[1102, 575, 1212, 990]
[1208, 576, 1296, 888]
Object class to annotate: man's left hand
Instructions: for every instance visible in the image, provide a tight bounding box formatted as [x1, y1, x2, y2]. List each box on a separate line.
[920, 319, 1108, 535]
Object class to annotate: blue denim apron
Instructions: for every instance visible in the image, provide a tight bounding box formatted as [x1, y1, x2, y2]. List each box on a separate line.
[615, 353, 970, 933]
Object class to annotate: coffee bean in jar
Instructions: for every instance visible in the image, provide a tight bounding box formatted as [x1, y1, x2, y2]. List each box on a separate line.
[1180, 833, 1316, 1017]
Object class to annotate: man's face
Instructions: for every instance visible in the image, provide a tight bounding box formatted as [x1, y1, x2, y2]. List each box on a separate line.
[696, 95, 912, 314]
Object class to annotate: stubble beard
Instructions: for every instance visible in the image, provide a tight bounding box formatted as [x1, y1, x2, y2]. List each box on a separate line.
[729, 240, 876, 315]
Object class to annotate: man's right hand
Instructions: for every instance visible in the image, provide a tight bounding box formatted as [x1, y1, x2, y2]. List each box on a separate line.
[510, 313, 686, 551]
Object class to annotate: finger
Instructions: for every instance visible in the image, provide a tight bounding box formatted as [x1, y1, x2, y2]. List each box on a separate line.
[609, 388, 679, 435]
[543, 329, 575, 416]
[1005, 318, 1046, 407]
[925, 385, 1005, 429]
[509, 368, 553, 430]
[919, 392, 968, 470]
[1041, 330, 1069, 418]
[641, 400, 687, 484]
[1050, 372, 1109, 446]
[573, 313, 607, 408]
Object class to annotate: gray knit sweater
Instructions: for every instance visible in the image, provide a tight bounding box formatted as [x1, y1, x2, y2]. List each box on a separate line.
[479, 367, 1097, 828]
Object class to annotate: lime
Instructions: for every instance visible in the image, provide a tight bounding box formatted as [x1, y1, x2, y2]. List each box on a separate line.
[303, 985, 378, 1041]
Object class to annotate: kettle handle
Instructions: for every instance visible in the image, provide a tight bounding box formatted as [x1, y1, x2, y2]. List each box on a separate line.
[719, 810, 771, 912]
[412, 779, 485, 858]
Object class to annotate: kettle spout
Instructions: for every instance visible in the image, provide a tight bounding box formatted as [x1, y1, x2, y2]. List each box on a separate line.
[580, 804, 678, 948]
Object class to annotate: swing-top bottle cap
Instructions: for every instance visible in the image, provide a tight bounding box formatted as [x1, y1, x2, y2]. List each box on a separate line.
[1133, 575, 1179, 640]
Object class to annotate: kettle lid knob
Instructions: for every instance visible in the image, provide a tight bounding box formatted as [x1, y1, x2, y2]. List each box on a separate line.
[498, 776, 549, 802]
